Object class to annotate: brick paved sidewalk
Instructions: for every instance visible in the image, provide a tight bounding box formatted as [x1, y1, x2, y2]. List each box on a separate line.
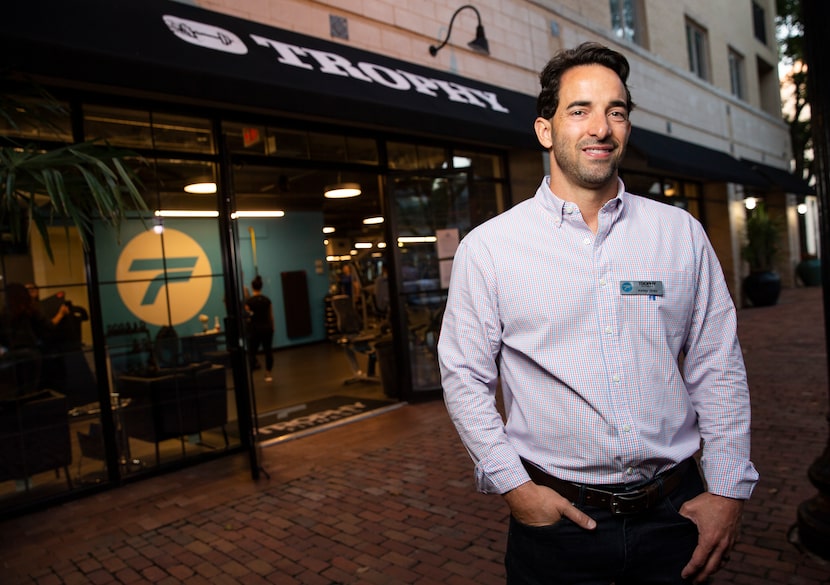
[1, 287, 829, 584]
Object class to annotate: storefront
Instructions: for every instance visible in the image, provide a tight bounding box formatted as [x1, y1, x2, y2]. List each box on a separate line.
[0, 0, 543, 515]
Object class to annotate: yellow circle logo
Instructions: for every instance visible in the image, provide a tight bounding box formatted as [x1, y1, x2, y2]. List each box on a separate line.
[115, 228, 212, 326]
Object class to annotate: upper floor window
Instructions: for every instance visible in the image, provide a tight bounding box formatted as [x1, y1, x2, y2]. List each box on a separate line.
[728, 48, 746, 100]
[610, 0, 648, 47]
[686, 18, 710, 81]
[752, 1, 767, 44]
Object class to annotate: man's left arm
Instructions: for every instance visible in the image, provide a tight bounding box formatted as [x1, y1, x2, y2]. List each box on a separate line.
[680, 230, 759, 581]
[679, 492, 743, 582]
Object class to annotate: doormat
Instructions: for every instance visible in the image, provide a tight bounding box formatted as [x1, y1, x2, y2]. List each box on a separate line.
[254, 395, 399, 442]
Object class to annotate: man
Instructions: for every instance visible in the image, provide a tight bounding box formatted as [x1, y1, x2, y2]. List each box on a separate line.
[438, 42, 758, 584]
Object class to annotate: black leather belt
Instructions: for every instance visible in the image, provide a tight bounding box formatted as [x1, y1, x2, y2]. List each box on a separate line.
[520, 458, 693, 515]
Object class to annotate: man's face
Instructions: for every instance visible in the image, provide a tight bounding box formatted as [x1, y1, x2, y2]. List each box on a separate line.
[535, 64, 631, 193]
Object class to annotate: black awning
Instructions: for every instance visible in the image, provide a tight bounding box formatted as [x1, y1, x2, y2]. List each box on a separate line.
[627, 127, 770, 188]
[741, 159, 815, 194]
[3, 0, 538, 149]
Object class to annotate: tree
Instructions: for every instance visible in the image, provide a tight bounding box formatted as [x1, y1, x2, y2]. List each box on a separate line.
[777, 0, 813, 185]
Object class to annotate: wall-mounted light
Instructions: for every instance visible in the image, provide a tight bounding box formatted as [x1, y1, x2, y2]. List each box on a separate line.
[324, 182, 362, 198]
[184, 182, 217, 194]
[798, 203, 808, 215]
[744, 197, 758, 210]
[322, 226, 336, 234]
[363, 215, 385, 225]
[429, 4, 490, 57]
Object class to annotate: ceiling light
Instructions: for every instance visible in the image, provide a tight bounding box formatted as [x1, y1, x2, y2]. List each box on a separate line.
[324, 182, 362, 198]
[231, 210, 285, 219]
[184, 182, 217, 194]
[398, 236, 438, 244]
[322, 226, 336, 234]
[155, 209, 220, 218]
[363, 216, 385, 225]
[797, 203, 808, 215]
[744, 197, 758, 210]
[354, 242, 373, 249]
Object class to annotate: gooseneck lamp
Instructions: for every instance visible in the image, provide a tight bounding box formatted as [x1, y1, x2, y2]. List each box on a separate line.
[429, 5, 490, 57]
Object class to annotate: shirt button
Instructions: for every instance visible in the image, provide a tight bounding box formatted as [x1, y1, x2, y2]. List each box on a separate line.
[583, 237, 592, 245]
[612, 374, 620, 382]
[622, 424, 631, 432]
[626, 467, 634, 475]
[605, 326, 613, 334]
[599, 278, 607, 286]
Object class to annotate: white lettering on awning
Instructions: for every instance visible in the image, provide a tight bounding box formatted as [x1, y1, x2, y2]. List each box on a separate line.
[220, 31, 510, 113]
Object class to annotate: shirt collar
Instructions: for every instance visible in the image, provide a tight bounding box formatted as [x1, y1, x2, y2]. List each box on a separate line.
[535, 176, 627, 225]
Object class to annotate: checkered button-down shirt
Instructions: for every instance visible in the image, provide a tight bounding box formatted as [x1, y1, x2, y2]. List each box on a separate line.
[438, 178, 758, 500]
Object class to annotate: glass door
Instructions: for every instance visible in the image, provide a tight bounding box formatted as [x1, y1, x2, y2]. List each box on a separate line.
[389, 172, 469, 398]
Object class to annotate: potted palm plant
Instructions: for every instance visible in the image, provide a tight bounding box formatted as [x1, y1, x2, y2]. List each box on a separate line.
[0, 78, 146, 261]
[741, 202, 782, 307]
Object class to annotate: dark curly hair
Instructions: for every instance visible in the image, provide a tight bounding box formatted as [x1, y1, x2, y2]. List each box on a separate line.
[537, 42, 635, 120]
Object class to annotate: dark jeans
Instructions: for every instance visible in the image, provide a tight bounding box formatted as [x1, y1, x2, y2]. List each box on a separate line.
[248, 329, 274, 372]
[506, 463, 705, 585]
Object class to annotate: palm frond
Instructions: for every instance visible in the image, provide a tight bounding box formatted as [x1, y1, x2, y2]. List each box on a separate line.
[0, 141, 148, 260]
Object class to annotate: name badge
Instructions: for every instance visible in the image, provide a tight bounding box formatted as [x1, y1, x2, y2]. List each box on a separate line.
[620, 280, 665, 296]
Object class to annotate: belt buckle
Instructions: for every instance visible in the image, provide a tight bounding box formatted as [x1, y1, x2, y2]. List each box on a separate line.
[610, 489, 649, 515]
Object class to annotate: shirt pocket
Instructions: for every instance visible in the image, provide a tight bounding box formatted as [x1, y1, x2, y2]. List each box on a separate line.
[617, 271, 696, 343]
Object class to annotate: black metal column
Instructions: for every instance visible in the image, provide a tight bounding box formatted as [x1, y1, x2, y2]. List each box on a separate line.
[797, 0, 830, 559]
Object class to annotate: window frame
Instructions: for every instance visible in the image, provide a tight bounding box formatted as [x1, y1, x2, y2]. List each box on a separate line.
[609, 0, 648, 48]
[728, 47, 746, 100]
[752, 1, 768, 45]
[685, 18, 710, 81]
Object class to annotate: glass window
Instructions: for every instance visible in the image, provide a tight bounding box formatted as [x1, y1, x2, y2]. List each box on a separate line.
[454, 150, 503, 178]
[0, 226, 102, 506]
[686, 18, 709, 81]
[469, 181, 505, 227]
[84, 106, 214, 154]
[610, 0, 648, 47]
[223, 124, 377, 164]
[752, 1, 767, 45]
[729, 48, 746, 100]
[223, 122, 267, 155]
[621, 172, 702, 221]
[309, 132, 348, 161]
[151, 112, 214, 154]
[268, 128, 310, 158]
[345, 136, 379, 164]
[388, 142, 447, 170]
[135, 159, 218, 214]
[0, 95, 72, 142]
[94, 218, 234, 473]
[84, 105, 152, 149]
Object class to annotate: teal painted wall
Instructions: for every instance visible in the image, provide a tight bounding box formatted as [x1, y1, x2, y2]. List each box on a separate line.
[94, 211, 329, 349]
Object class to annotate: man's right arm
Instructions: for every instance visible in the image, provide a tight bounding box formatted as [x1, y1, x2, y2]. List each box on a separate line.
[503, 481, 597, 530]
